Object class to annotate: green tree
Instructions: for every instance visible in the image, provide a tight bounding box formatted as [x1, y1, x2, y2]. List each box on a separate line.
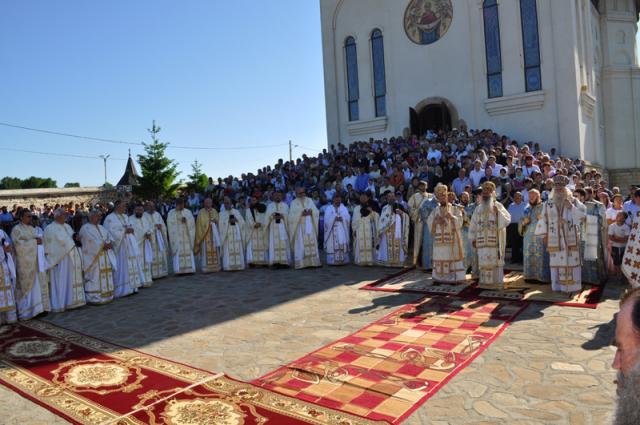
[64, 182, 80, 188]
[0, 177, 22, 189]
[186, 160, 208, 193]
[135, 121, 180, 200]
[21, 176, 57, 189]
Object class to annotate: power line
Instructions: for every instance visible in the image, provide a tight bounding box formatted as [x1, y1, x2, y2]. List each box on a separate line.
[0, 147, 127, 161]
[293, 144, 324, 153]
[0, 121, 289, 151]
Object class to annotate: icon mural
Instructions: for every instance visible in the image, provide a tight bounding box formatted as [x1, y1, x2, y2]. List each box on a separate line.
[404, 0, 453, 45]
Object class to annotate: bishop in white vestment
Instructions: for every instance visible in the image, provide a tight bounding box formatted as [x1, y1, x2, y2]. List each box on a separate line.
[535, 176, 587, 293]
[219, 197, 246, 271]
[245, 197, 268, 266]
[266, 192, 292, 267]
[11, 211, 50, 320]
[289, 188, 321, 269]
[145, 201, 169, 279]
[130, 204, 154, 287]
[78, 211, 116, 304]
[0, 229, 17, 325]
[194, 198, 222, 273]
[377, 192, 409, 268]
[352, 194, 379, 266]
[44, 209, 86, 312]
[324, 195, 350, 265]
[104, 201, 142, 297]
[469, 182, 511, 289]
[167, 199, 196, 274]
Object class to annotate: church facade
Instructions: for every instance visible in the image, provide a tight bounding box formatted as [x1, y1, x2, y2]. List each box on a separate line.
[320, 0, 640, 185]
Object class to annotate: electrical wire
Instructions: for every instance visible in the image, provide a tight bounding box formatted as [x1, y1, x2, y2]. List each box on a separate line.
[0, 147, 127, 161]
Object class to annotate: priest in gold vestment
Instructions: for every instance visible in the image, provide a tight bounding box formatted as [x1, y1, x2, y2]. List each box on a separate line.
[469, 182, 511, 290]
[145, 201, 169, 279]
[131, 204, 154, 287]
[104, 201, 142, 297]
[266, 191, 292, 267]
[219, 197, 246, 271]
[408, 181, 430, 266]
[194, 198, 221, 273]
[352, 192, 379, 266]
[0, 229, 17, 325]
[245, 196, 268, 266]
[11, 210, 50, 320]
[376, 191, 409, 268]
[288, 187, 321, 269]
[167, 198, 196, 275]
[78, 210, 116, 304]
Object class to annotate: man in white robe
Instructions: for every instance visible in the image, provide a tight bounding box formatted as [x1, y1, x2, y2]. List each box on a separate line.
[535, 175, 588, 293]
[167, 198, 196, 274]
[469, 182, 511, 289]
[377, 192, 409, 268]
[78, 210, 116, 304]
[194, 198, 221, 273]
[0, 229, 17, 325]
[245, 196, 268, 266]
[427, 184, 467, 282]
[44, 208, 86, 312]
[145, 201, 169, 279]
[288, 187, 321, 269]
[408, 181, 430, 266]
[219, 197, 246, 271]
[324, 194, 350, 265]
[104, 201, 142, 297]
[130, 204, 154, 287]
[11, 210, 50, 320]
[266, 191, 292, 267]
[352, 192, 379, 266]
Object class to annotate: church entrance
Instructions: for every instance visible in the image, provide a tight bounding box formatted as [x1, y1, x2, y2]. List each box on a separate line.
[409, 101, 453, 137]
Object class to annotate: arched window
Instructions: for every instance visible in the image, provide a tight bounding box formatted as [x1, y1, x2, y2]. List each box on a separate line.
[520, 0, 542, 91]
[345, 36, 359, 121]
[371, 29, 386, 117]
[483, 0, 503, 98]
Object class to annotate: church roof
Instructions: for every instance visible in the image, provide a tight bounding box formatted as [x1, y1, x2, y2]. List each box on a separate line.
[117, 153, 140, 186]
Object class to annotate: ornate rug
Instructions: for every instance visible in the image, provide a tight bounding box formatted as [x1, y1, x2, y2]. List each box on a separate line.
[0, 321, 384, 425]
[360, 268, 475, 296]
[253, 296, 526, 424]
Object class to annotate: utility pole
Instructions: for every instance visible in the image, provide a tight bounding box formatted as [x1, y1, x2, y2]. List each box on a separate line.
[289, 140, 293, 163]
[99, 154, 110, 185]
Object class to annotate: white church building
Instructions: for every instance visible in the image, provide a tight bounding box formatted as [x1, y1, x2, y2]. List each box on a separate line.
[320, 0, 640, 186]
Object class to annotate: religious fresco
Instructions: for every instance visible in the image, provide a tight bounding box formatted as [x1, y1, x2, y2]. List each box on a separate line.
[404, 0, 453, 45]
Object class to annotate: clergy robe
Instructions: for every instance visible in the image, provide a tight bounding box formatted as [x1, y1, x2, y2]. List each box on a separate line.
[427, 204, 466, 283]
[419, 196, 438, 270]
[43, 222, 86, 312]
[245, 207, 268, 266]
[324, 203, 351, 265]
[519, 203, 551, 282]
[352, 206, 379, 266]
[0, 230, 17, 324]
[194, 208, 221, 273]
[11, 224, 50, 320]
[535, 199, 587, 292]
[104, 213, 142, 297]
[167, 208, 196, 274]
[78, 223, 116, 304]
[130, 214, 154, 287]
[469, 201, 511, 289]
[377, 204, 409, 268]
[266, 201, 292, 266]
[408, 191, 429, 266]
[219, 208, 246, 271]
[289, 198, 321, 269]
[146, 211, 169, 279]
[462, 203, 479, 277]
[581, 201, 607, 285]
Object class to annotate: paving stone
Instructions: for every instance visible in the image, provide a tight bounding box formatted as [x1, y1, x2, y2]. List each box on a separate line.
[472, 400, 508, 418]
[551, 362, 586, 372]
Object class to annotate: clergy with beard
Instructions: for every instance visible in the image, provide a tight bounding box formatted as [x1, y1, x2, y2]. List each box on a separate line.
[44, 208, 86, 312]
[288, 187, 321, 269]
[427, 184, 466, 283]
[408, 181, 430, 266]
[219, 197, 247, 271]
[377, 191, 409, 268]
[167, 198, 196, 274]
[0, 228, 17, 325]
[245, 196, 268, 266]
[352, 192, 379, 266]
[11, 210, 50, 320]
[419, 190, 439, 271]
[324, 194, 350, 265]
[145, 201, 169, 279]
[266, 191, 291, 267]
[469, 182, 511, 290]
[130, 204, 154, 287]
[194, 198, 221, 273]
[580, 187, 608, 285]
[535, 175, 587, 293]
[78, 210, 116, 304]
[104, 200, 142, 297]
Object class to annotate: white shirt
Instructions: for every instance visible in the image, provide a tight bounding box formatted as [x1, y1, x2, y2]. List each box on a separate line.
[469, 169, 485, 187]
[427, 149, 442, 163]
[606, 207, 624, 223]
[609, 222, 631, 248]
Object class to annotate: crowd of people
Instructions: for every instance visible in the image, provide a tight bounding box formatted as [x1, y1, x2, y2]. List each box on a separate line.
[0, 128, 636, 325]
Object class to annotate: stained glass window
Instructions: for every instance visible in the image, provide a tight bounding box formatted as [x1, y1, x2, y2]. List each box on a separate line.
[371, 29, 386, 118]
[345, 36, 359, 121]
[483, 0, 503, 98]
[520, 0, 542, 92]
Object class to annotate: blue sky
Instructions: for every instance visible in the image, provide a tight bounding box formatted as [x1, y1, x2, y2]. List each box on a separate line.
[0, 1, 327, 186]
[0, 3, 639, 187]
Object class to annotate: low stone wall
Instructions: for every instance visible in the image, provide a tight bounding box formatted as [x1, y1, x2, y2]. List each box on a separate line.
[607, 169, 640, 190]
[0, 187, 124, 208]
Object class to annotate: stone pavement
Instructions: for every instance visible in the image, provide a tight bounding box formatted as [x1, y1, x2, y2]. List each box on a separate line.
[0, 266, 623, 424]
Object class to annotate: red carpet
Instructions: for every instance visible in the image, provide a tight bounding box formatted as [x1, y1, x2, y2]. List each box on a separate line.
[253, 296, 526, 424]
[0, 321, 384, 425]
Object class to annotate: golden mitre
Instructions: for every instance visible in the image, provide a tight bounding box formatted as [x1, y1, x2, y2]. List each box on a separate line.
[434, 184, 448, 197]
[481, 181, 496, 193]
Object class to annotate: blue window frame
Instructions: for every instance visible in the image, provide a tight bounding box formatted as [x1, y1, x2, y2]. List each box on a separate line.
[483, 0, 503, 98]
[520, 0, 542, 92]
[371, 29, 386, 117]
[345, 36, 359, 121]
